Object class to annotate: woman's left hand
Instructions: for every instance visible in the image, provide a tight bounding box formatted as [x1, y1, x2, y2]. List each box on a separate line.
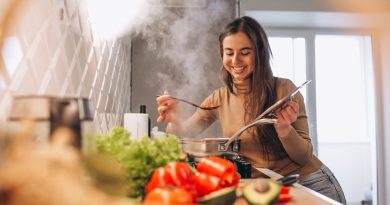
[274, 100, 299, 138]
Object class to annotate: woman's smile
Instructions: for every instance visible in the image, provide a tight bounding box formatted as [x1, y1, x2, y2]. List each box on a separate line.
[222, 31, 255, 80]
[232, 66, 245, 73]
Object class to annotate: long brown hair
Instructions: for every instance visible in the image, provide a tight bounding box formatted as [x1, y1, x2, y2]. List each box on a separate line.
[219, 16, 287, 159]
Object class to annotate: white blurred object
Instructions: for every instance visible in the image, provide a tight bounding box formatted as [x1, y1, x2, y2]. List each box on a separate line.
[123, 113, 148, 139]
[87, 0, 149, 39]
[151, 126, 166, 138]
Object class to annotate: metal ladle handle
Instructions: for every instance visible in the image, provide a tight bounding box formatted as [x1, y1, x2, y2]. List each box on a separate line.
[218, 118, 278, 152]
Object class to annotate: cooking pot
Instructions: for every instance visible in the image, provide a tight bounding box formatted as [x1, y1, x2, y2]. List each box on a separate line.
[179, 118, 278, 161]
[180, 137, 240, 160]
[180, 137, 255, 178]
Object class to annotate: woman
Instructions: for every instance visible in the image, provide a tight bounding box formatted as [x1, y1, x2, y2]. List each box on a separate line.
[156, 16, 346, 204]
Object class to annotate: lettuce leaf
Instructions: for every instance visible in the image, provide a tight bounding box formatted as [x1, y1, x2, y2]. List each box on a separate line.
[96, 127, 181, 197]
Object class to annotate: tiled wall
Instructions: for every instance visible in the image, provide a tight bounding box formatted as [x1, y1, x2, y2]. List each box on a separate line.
[0, 0, 131, 133]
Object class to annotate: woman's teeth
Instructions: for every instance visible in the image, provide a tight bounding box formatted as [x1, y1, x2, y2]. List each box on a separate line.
[233, 66, 244, 73]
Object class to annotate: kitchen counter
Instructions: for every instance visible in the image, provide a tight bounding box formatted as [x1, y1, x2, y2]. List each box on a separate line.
[240, 168, 343, 205]
[188, 157, 342, 204]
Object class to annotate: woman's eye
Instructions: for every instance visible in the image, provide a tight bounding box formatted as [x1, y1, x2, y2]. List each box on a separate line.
[225, 52, 233, 56]
[241, 51, 250, 55]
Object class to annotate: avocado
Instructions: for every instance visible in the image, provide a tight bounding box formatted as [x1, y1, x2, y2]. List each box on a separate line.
[198, 186, 237, 205]
[242, 179, 281, 205]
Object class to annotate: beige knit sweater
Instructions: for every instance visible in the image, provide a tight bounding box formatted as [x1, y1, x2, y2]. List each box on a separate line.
[168, 77, 322, 178]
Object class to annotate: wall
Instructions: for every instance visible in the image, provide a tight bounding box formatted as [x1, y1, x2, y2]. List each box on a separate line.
[0, 0, 132, 133]
[377, 27, 390, 205]
[130, 0, 235, 136]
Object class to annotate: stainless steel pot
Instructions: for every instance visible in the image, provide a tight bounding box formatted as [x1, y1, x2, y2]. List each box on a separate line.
[180, 137, 240, 161]
[179, 118, 278, 160]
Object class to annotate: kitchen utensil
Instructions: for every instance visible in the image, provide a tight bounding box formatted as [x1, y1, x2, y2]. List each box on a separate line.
[156, 95, 220, 110]
[180, 138, 254, 178]
[180, 137, 240, 159]
[180, 80, 311, 161]
[219, 80, 311, 152]
[218, 118, 278, 152]
[254, 80, 312, 121]
[179, 119, 277, 160]
[276, 174, 300, 186]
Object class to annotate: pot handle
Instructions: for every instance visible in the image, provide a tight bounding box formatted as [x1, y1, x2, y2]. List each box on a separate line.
[218, 118, 278, 152]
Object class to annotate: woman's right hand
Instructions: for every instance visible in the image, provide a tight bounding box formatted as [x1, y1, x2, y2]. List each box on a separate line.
[156, 91, 180, 123]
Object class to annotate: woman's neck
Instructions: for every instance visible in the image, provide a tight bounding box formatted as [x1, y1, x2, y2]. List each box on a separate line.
[233, 78, 251, 94]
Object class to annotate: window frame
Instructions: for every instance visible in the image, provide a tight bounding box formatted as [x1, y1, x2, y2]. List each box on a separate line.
[266, 27, 376, 153]
[266, 27, 379, 204]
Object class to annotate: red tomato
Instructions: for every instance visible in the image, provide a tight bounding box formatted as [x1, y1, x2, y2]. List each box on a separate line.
[143, 187, 195, 205]
[193, 172, 221, 197]
[145, 167, 174, 193]
[196, 156, 238, 187]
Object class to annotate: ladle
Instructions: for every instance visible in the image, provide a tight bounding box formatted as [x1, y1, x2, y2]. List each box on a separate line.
[156, 95, 220, 110]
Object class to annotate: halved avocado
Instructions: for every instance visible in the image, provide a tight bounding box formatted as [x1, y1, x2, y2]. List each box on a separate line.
[198, 186, 237, 205]
[242, 179, 281, 205]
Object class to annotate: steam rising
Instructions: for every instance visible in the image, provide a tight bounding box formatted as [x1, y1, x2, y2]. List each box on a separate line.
[88, 0, 232, 120]
[137, 1, 232, 100]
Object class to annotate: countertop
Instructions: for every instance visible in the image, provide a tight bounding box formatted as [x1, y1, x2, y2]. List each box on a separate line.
[236, 168, 343, 205]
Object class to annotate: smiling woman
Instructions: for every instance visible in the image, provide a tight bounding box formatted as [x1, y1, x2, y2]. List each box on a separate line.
[156, 16, 346, 204]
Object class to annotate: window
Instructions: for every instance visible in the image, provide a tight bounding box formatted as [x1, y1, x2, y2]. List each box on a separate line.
[269, 37, 307, 99]
[268, 33, 376, 204]
[315, 35, 373, 143]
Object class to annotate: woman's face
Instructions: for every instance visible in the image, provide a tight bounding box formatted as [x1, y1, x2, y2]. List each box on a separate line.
[222, 31, 255, 81]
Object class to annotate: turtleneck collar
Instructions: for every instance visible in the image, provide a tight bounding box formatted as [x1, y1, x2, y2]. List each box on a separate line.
[233, 78, 251, 94]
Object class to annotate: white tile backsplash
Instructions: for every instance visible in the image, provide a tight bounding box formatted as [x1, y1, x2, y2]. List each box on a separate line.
[0, 0, 131, 133]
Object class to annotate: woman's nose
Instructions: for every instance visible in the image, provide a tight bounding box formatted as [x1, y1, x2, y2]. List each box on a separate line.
[232, 53, 241, 65]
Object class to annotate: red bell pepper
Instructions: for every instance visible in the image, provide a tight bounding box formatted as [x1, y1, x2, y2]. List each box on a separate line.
[193, 172, 221, 197]
[146, 157, 240, 201]
[146, 162, 197, 201]
[165, 162, 198, 200]
[280, 186, 290, 194]
[277, 194, 293, 203]
[196, 156, 238, 187]
[144, 186, 195, 205]
[165, 162, 194, 186]
[146, 167, 174, 193]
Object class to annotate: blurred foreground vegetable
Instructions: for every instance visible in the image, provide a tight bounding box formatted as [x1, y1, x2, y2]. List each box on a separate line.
[0, 125, 136, 205]
[195, 156, 239, 196]
[146, 162, 197, 202]
[143, 187, 194, 205]
[145, 156, 240, 204]
[96, 127, 182, 198]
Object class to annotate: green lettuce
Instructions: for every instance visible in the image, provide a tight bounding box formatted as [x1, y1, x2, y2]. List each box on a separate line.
[96, 127, 181, 197]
